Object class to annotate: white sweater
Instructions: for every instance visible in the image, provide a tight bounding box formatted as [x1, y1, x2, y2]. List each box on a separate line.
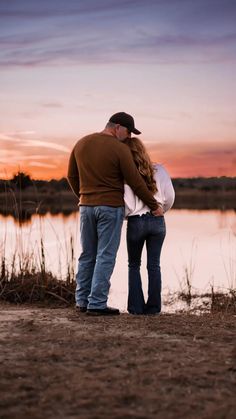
[124, 164, 175, 217]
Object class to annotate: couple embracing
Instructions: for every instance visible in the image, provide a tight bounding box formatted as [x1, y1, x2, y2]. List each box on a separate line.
[67, 112, 175, 316]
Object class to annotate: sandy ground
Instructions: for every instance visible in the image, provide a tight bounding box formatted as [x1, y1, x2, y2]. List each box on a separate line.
[0, 303, 235, 419]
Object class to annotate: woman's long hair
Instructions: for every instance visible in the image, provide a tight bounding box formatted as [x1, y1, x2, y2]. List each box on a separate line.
[124, 137, 157, 194]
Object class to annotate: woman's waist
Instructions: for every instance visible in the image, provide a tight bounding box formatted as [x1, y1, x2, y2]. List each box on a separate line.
[128, 212, 164, 219]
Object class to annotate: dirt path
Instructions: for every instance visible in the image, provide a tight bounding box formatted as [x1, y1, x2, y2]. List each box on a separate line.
[0, 304, 235, 419]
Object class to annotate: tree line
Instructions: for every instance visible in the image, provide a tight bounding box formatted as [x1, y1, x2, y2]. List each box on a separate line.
[0, 171, 235, 192]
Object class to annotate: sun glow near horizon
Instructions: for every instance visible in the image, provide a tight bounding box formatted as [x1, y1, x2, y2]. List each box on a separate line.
[0, 0, 236, 179]
[0, 137, 235, 180]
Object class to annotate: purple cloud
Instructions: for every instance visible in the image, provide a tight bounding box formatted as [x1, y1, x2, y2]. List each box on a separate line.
[0, 0, 236, 67]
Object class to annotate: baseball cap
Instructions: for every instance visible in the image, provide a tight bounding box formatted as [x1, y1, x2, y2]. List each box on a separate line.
[109, 112, 141, 135]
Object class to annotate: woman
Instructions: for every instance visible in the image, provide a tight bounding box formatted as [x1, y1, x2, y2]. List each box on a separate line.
[124, 137, 175, 315]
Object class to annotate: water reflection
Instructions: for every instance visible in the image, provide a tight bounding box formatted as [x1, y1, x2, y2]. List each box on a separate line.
[0, 209, 76, 225]
[0, 210, 235, 311]
[216, 210, 236, 233]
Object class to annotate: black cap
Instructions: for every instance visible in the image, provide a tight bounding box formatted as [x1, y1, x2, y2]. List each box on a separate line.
[109, 112, 141, 135]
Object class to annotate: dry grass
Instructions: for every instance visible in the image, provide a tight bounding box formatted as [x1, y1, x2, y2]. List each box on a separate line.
[0, 274, 75, 306]
[211, 289, 236, 314]
[0, 206, 76, 306]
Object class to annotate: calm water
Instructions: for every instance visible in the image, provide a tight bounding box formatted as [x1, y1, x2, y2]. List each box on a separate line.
[0, 210, 235, 311]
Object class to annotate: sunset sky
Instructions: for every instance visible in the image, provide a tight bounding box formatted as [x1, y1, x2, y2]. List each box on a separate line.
[0, 0, 235, 179]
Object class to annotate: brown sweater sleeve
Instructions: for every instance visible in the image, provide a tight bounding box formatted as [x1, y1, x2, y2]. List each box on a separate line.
[119, 146, 159, 211]
[67, 149, 80, 200]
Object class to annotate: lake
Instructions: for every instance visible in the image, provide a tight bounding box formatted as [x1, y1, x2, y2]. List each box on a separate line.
[0, 210, 235, 311]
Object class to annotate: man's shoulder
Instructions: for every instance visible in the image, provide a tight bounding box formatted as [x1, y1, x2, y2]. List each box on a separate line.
[74, 133, 123, 145]
[76, 132, 97, 143]
[73, 134, 131, 156]
[72, 133, 99, 150]
[115, 140, 132, 154]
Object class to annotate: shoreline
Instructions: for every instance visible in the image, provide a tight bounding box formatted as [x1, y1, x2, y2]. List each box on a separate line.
[1, 275, 235, 315]
[0, 189, 235, 220]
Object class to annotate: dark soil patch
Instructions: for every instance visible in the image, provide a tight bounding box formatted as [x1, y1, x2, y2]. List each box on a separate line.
[0, 303, 235, 419]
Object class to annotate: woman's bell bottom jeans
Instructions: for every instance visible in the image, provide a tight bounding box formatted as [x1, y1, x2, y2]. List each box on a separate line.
[75, 205, 124, 310]
[126, 214, 166, 314]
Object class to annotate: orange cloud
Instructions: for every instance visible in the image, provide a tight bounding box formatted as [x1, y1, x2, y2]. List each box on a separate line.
[147, 141, 236, 177]
[0, 131, 71, 180]
[0, 136, 235, 180]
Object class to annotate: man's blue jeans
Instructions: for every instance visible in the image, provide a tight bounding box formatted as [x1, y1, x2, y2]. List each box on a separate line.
[126, 214, 166, 314]
[75, 206, 124, 309]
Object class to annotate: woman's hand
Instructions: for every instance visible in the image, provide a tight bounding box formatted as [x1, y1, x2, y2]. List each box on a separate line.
[152, 204, 164, 216]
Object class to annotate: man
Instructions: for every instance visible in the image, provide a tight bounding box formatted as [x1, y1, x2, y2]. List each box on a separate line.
[67, 112, 163, 316]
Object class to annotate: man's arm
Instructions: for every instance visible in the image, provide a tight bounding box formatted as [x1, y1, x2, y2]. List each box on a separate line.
[119, 146, 161, 212]
[67, 149, 80, 200]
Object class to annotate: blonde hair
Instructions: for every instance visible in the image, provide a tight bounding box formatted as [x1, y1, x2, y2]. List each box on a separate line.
[124, 137, 157, 194]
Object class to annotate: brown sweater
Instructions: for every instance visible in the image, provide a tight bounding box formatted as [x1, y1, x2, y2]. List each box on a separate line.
[67, 133, 158, 211]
